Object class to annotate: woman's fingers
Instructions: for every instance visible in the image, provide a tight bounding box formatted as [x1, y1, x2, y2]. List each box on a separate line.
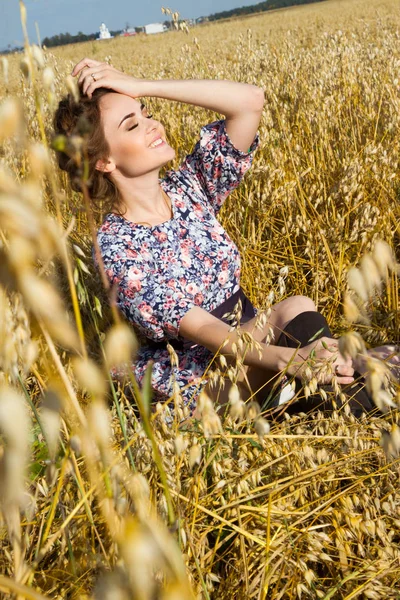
[71, 58, 143, 99]
[335, 364, 354, 377]
[71, 57, 103, 77]
[79, 67, 119, 97]
[336, 375, 355, 385]
[78, 66, 109, 87]
[81, 70, 107, 96]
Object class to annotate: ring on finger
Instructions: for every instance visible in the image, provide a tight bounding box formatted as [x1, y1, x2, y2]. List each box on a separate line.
[91, 73, 97, 82]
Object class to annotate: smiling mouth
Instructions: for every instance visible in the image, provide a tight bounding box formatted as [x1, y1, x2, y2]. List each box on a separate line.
[149, 138, 165, 148]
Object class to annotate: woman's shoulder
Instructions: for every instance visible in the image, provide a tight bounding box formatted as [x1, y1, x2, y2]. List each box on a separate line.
[97, 213, 121, 236]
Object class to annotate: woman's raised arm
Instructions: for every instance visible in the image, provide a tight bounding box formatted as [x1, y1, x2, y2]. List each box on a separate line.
[72, 58, 264, 152]
[135, 79, 264, 152]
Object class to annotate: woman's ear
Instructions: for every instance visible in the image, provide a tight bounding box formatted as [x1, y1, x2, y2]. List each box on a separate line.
[95, 158, 115, 174]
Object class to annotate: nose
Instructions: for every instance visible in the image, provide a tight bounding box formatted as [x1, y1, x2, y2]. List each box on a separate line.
[146, 118, 163, 140]
[145, 116, 159, 131]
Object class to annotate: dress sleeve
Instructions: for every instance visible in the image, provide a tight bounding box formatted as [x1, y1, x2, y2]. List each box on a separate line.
[99, 234, 195, 342]
[180, 119, 259, 214]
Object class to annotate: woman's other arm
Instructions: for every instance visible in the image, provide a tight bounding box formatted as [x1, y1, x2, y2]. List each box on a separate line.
[179, 306, 354, 385]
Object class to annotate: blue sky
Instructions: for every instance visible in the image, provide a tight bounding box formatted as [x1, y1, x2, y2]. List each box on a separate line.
[1, 0, 260, 49]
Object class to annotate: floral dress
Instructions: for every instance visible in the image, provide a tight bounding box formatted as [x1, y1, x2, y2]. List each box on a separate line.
[97, 120, 259, 410]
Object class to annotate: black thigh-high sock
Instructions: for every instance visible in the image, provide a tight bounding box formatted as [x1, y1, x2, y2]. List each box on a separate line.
[272, 311, 375, 417]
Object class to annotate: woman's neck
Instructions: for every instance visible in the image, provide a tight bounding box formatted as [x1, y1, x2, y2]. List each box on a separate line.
[112, 170, 169, 222]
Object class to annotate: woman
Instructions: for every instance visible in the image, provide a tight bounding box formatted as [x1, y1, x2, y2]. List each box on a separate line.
[54, 57, 375, 417]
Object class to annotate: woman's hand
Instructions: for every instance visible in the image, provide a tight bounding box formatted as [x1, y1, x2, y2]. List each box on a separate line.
[288, 336, 355, 385]
[71, 58, 146, 99]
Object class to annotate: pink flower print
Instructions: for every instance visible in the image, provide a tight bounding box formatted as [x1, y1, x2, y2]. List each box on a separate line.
[217, 249, 225, 261]
[185, 282, 199, 296]
[221, 259, 229, 271]
[127, 266, 144, 291]
[194, 292, 204, 306]
[193, 204, 204, 218]
[129, 279, 142, 292]
[175, 198, 185, 209]
[138, 302, 153, 320]
[128, 266, 143, 281]
[139, 246, 152, 260]
[202, 274, 212, 285]
[126, 248, 138, 258]
[182, 239, 194, 251]
[167, 279, 176, 289]
[204, 257, 213, 269]
[154, 231, 168, 242]
[211, 230, 222, 242]
[182, 256, 192, 268]
[218, 271, 229, 285]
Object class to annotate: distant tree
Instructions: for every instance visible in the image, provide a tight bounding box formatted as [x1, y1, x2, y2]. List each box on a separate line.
[208, 0, 324, 21]
[42, 30, 97, 47]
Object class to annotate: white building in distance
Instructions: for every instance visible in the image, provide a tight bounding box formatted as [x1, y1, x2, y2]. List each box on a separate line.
[144, 23, 167, 35]
[97, 23, 113, 40]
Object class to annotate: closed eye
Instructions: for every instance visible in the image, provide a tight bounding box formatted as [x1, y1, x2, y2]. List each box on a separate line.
[126, 105, 153, 131]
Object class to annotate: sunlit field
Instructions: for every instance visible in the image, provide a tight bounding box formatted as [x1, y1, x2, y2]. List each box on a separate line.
[0, 0, 399, 597]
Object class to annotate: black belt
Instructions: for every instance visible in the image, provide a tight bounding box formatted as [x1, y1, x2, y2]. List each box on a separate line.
[145, 287, 256, 352]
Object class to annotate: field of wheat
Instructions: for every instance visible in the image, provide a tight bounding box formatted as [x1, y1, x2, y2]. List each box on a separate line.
[0, 0, 400, 598]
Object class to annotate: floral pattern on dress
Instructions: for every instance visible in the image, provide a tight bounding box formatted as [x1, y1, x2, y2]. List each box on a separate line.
[96, 119, 259, 410]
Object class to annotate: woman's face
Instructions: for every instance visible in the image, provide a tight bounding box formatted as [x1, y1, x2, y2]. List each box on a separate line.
[98, 93, 175, 178]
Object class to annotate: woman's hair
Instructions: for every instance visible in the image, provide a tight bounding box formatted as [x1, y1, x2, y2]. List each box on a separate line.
[53, 88, 121, 214]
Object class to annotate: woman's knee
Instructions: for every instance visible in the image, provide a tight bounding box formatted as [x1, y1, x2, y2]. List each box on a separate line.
[272, 295, 316, 333]
[288, 295, 316, 314]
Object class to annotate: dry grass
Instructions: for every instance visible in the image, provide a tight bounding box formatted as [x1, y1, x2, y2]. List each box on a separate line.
[0, 0, 400, 598]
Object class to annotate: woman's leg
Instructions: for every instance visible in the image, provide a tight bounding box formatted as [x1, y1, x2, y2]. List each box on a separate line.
[235, 296, 319, 403]
[206, 296, 318, 409]
[238, 300, 375, 417]
[260, 295, 318, 343]
[270, 312, 375, 417]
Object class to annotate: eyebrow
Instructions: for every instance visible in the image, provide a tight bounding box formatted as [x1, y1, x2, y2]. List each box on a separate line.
[118, 104, 146, 128]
